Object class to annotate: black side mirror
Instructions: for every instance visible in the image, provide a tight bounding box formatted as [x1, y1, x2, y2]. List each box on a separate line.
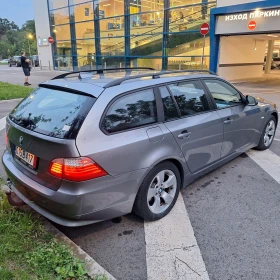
[246, 95, 258, 106]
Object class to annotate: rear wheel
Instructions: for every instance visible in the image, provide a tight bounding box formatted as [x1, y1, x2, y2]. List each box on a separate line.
[133, 161, 180, 221]
[256, 116, 276, 150]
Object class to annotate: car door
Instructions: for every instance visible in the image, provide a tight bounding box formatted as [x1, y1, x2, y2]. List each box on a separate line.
[202, 78, 261, 158]
[160, 80, 224, 173]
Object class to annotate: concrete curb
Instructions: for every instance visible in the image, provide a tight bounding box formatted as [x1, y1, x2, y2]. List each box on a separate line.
[0, 98, 23, 103]
[42, 219, 117, 280]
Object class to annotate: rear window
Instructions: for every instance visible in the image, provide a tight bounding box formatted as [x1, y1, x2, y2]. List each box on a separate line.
[9, 87, 95, 139]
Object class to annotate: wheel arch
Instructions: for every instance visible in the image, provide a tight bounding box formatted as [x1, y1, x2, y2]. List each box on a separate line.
[271, 111, 278, 126]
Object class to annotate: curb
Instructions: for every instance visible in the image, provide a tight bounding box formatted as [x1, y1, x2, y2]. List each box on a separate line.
[0, 98, 23, 103]
[42, 219, 117, 280]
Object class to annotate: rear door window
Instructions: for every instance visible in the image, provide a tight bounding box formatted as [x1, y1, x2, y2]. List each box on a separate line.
[168, 80, 211, 117]
[102, 89, 157, 133]
[9, 87, 95, 139]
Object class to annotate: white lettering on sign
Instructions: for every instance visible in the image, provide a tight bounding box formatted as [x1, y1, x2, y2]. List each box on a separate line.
[226, 9, 280, 21]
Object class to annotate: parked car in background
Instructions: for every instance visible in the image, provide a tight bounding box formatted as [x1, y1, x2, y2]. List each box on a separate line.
[30, 55, 39, 67]
[263, 57, 277, 70]
[273, 57, 280, 68]
[3, 68, 278, 227]
[8, 56, 21, 67]
[0, 59, 9, 64]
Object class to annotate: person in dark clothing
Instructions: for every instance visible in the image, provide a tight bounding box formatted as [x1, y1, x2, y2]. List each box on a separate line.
[21, 51, 31, 86]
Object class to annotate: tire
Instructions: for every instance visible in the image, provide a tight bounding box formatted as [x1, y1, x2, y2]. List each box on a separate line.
[8, 63, 11, 67]
[255, 116, 276, 150]
[133, 161, 180, 221]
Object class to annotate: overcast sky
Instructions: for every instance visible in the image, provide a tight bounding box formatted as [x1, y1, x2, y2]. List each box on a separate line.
[0, 0, 34, 28]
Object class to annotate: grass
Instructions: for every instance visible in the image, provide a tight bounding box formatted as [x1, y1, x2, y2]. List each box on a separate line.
[0, 82, 33, 100]
[0, 179, 106, 280]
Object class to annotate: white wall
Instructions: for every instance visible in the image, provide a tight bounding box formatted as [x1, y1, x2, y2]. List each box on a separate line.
[217, 0, 264, 8]
[217, 36, 266, 80]
[33, 0, 53, 67]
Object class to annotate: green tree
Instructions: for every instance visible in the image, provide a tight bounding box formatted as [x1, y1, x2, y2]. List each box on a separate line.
[0, 18, 18, 38]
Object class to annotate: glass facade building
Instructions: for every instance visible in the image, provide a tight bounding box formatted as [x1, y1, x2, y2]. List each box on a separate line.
[48, 0, 216, 71]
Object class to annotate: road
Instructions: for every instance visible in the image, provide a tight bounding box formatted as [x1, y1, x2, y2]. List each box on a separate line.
[1, 66, 280, 279]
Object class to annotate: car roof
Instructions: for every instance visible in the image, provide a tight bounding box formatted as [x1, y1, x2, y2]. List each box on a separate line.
[40, 69, 219, 98]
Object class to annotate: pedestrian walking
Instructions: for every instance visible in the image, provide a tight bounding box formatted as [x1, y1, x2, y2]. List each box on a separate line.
[21, 51, 31, 86]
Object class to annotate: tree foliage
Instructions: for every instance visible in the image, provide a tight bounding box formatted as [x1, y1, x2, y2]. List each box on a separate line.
[0, 18, 37, 59]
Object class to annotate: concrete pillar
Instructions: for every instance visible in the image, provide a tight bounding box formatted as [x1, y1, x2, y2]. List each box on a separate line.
[265, 40, 274, 74]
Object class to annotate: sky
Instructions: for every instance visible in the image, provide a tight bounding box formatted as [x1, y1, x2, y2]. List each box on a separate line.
[0, 0, 34, 28]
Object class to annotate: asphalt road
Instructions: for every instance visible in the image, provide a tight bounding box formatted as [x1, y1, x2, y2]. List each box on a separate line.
[1, 68, 280, 279]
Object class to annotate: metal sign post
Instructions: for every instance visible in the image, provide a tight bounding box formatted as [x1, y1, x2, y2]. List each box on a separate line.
[202, 34, 206, 68]
[200, 23, 210, 69]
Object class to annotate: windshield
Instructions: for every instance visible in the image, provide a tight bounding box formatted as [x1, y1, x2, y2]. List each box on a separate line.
[9, 87, 95, 139]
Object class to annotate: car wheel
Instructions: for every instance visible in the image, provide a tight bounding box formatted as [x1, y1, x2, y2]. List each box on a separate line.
[8, 63, 11, 67]
[133, 161, 180, 221]
[256, 116, 276, 150]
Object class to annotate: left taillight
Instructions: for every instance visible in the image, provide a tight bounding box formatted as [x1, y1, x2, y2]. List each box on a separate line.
[49, 157, 107, 182]
[5, 128, 9, 150]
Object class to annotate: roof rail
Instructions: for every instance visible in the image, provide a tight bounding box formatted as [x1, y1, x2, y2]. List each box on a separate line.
[51, 67, 155, 80]
[104, 69, 217, 88]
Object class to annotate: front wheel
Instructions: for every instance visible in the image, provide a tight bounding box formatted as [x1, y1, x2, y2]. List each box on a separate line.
[133, 161, 180, 221]
[256, 116, 276, 150]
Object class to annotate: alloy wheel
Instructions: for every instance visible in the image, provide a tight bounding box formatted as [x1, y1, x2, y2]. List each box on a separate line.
[264, 120, 275, 147]
[147, 169, 177, 214]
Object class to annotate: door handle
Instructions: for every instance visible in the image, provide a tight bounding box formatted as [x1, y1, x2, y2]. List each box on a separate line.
[224, 118, 233, 125]
[178, 130, 191, 139]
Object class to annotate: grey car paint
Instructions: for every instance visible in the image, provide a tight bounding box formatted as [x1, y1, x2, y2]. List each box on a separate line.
[2, 72, 278, 226]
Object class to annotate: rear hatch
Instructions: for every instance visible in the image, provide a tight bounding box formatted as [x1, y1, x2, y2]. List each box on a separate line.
[6, 85, 97, 190]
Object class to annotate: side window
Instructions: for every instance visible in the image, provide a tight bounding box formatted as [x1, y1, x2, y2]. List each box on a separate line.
[159, 86, 179, 121]
[168, 80, 210, 117]
[204, 79, 243, 109]
[102, 89, 157, 133]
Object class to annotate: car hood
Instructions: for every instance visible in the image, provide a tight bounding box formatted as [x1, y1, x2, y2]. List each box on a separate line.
[256, 97, 277, 110]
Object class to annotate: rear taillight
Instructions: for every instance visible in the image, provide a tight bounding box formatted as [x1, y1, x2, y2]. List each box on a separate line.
[49, 157, 107, 182]
[5, 130, 9, 150]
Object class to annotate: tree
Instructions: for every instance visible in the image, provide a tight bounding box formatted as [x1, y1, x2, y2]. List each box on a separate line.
[0, 19, 37, 58]
[0, 18, 18, 38]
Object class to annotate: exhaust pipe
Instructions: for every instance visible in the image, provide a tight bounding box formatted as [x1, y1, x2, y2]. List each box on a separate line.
[5, 179, 25, 207]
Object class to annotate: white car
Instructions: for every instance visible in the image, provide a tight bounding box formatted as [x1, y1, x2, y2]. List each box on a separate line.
[0, 59, 9, 63]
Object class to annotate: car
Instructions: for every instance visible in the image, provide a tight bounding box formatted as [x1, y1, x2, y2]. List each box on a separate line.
[0, 59, 9, 63]
[273, 57, 280, 68]
[8, 56, 21, 67]
[263, 57, 277, 70]
[30, 55, 39, 67]
[2, 68, 278, 227]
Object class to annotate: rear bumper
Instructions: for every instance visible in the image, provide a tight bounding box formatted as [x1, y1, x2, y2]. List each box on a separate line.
[2, 150, 147, 227]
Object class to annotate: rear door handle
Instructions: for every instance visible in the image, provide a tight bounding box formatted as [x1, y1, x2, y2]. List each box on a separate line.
[178, 130, 191, 139]
[224, 118, 233, 125]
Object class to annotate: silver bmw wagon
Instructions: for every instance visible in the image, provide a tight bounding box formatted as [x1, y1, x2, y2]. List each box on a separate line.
[2, 68, 278, 226]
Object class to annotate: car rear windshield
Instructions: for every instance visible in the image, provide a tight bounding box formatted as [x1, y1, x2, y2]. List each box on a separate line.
[9, 87, 96, 139]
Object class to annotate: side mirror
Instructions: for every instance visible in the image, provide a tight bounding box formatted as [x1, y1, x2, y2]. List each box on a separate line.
[246, 95, 258, 106]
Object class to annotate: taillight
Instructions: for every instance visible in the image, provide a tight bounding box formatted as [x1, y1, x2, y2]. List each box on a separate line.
[5, 130, 9, 150]
[49, 157, 107, 182]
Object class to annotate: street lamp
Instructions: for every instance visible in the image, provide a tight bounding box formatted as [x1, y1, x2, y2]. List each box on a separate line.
[27, 34, 33, 57]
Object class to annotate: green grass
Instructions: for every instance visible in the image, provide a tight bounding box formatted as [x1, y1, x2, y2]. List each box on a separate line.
[0, 82, 33, 100]
[0, 181, 106, 280]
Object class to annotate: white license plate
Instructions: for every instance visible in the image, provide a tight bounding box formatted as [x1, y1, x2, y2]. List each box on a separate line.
[15, 146, 37, 169]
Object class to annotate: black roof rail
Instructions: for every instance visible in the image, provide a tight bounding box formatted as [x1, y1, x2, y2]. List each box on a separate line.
[51, 67, 156, 80]
[104, 69, 217, 88]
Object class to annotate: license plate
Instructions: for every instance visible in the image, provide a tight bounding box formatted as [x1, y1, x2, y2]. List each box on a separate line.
[15, 146, 37, 169]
